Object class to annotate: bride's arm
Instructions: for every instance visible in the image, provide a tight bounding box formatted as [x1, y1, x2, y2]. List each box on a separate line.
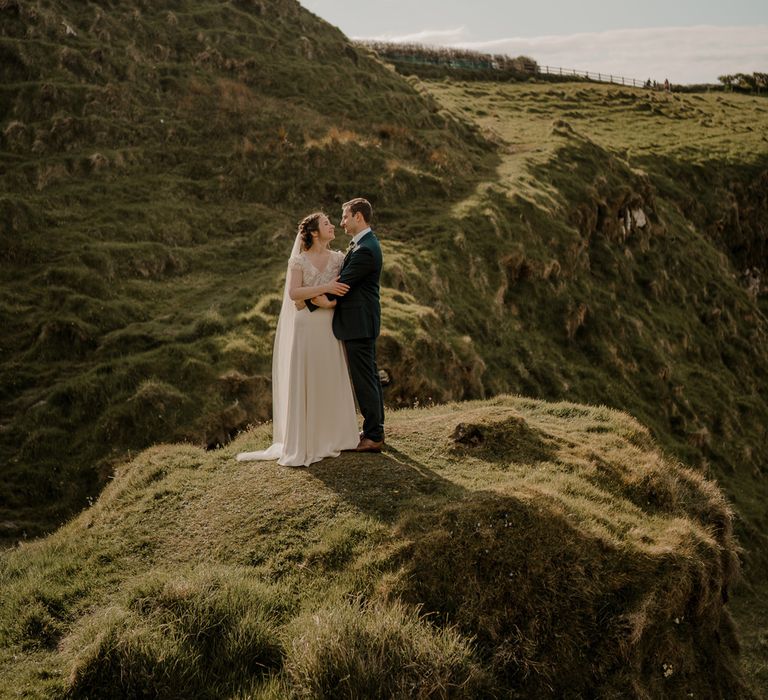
[288, 268, 349, 301]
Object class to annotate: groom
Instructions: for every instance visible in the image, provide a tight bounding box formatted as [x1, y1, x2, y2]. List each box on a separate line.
[307, 198, 385, 452]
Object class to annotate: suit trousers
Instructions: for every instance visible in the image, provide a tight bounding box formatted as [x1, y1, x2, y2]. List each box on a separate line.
[345, 337, 384, 442]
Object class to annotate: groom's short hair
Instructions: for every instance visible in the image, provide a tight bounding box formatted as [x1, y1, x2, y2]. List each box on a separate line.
[344, 198, 372, 223]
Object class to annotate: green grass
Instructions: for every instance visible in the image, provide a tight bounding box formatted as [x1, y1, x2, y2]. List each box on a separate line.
[0, 0, 496, 537]
[2, 2, 768, 694]
[419, 80, 768, 530]
[0, 396, 754, 697]
[415, 81, 768, 693]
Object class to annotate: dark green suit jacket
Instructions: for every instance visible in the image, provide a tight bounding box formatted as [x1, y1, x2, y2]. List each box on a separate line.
[307, 230, 382, 341]
[333, 230, 382, 340]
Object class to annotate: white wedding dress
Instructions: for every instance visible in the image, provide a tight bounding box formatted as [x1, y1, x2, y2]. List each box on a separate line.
[237, 245, 359, 467]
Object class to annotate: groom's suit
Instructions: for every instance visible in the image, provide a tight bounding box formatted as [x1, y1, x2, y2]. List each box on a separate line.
[307, 230, 384, 442]
[333, 231, 382, 340]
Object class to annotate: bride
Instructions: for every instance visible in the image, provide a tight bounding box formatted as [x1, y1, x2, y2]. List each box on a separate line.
[236, 212, 360, 466]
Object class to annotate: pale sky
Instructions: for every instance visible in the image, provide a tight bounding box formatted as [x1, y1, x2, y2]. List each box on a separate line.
[299, 1, 768, 84]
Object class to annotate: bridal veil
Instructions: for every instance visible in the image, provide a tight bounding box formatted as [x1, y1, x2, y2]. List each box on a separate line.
[235, 233, 302, 461]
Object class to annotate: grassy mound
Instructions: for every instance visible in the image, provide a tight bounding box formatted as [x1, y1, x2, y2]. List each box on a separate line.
[0, 397, 754, 697]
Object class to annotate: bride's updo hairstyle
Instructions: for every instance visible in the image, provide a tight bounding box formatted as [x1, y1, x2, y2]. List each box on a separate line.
[298, 212, 324, 251]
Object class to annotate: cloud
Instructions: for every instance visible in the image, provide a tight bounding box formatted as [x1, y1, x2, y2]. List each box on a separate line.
[355, 25, 768, 84]
[362, 27, 468, 45]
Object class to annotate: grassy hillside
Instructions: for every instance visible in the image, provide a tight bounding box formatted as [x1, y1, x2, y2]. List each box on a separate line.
[0, 397, 755, 697]
[0, 0, 494, 538]
[414, 81, 768, 574]
[2, 1, 768, 692]
[4, 4, 766, 575]
[411, 82, 768, 691]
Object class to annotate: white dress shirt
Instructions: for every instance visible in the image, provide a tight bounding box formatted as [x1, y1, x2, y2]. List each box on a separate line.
[349, 227, 371, 250]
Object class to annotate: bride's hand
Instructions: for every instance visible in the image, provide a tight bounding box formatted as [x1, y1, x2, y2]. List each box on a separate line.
[325, 277, 350, 296]
[294, 300, 307, 310]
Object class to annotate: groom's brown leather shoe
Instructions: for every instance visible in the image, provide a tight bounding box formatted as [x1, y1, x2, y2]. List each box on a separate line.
[355, 437, 384, 453]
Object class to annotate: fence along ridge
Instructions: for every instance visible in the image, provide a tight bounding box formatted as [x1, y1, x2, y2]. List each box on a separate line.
[537, 65, 649, 88]
[357, 41, 653, 88]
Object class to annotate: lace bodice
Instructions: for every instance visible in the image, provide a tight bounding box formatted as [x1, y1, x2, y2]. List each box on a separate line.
[289, 250, 345, 286]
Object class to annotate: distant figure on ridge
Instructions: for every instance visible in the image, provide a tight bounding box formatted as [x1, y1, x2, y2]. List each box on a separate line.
[236, 198, 385, 466]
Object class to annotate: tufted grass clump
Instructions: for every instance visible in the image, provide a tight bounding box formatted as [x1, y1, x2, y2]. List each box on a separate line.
[191, 308, 228, 339]
[63, 565, 289, 699]
[284, 598, 495, 699]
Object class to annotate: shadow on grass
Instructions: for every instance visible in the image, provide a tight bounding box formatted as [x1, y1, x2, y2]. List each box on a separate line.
[307, 446, 466, 523]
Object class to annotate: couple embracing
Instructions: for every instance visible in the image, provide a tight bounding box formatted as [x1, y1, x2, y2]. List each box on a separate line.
[237, 198, 385, 467]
